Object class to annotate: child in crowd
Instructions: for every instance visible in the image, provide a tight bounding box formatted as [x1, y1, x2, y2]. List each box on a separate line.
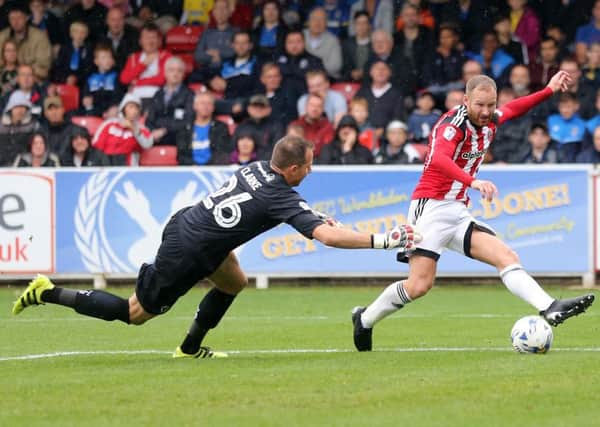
[547, 92, 586, 162]
[52, 21, 94, 85]
[92, 94, 153, 165]
[407, 90, 441, 143]
[374, 120, 420, 164]
[81, 44, 123, 118]
[522, 123, 558, 164]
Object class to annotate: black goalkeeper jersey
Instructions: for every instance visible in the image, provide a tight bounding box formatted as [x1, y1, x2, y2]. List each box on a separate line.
[179, 161, 324, 270]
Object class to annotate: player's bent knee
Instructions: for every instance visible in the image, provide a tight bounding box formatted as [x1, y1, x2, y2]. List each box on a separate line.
[405, 277, 434, 299]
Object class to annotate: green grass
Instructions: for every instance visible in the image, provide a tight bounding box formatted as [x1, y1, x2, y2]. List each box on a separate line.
[1, 285, 599, 427]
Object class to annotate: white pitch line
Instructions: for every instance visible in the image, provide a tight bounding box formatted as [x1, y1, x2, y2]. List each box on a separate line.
[8, 313, 599, 322]
[2, 347, 600, 362]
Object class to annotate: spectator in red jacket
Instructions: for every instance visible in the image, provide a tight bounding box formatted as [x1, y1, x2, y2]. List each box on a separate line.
[92, 93, 154, 165]
[289, 93, 334, 157]
[120, 23, 172, 101]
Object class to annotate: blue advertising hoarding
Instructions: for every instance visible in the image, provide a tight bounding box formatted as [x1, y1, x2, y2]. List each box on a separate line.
[54, 166, 591, 276]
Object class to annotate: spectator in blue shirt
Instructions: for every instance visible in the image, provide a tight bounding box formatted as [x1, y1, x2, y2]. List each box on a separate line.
[574, 0, 600, 65]
[467, 31, 514, 84]
[81, 44, 123, 118]
[547, 92, 587, 162]
[252, 0, 287, 62]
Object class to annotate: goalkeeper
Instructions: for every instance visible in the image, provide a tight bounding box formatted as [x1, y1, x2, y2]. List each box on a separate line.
[12, 135, 420, 359]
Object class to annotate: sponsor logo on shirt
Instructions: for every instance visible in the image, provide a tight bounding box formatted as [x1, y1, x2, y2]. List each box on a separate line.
[461, 150, 486, 160]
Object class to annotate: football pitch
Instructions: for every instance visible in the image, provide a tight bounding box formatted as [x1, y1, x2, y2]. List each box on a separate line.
[1, 284, 598, 427]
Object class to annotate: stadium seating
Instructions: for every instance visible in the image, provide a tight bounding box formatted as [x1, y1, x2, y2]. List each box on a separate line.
[71, 116, 103, 137]
[358, 129, 379, 151]
[216, 114, 237, 135]
[331, 82, 361, 105]
[55, 84, 80, 112]
[139, 146, 178, 166]
[188, 82, 207, 93]
[179, 53, 195, 77]
[407, 143, 429, 162]
[165, 25, 204, 53]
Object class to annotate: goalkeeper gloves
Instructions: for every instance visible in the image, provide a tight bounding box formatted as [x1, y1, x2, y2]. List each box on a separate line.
[371, 224, 421, 250]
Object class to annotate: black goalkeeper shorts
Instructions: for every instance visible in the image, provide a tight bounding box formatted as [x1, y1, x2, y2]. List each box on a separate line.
[135, 209, 214, 315]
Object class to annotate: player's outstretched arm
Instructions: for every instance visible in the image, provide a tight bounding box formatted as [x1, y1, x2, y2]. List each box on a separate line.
[312, 223, 421, 250]
[498, 70, 572, 125]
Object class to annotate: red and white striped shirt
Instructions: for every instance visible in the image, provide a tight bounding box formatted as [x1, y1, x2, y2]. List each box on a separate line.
[412, 87, 554, 203]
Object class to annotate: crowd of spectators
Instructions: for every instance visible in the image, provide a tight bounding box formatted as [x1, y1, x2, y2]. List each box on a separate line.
[1, 0, 600, 168]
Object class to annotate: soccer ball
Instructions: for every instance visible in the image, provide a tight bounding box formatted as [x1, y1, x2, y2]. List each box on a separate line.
[510, 315, 553, 354]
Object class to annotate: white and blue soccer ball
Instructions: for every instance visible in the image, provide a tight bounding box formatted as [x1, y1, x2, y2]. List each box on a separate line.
[510, 315, 553, 354]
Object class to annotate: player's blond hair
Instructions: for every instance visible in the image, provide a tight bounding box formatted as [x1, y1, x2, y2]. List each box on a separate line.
[466, 75, 497, 96]
[271, 136, 314, 169]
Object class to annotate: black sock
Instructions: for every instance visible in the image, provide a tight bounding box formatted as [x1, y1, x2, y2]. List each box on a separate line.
[180, 288, 236, 354]
[43, 288, 130, 324]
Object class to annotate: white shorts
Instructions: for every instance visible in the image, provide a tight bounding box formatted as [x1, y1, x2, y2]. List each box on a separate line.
[401, 198, 495, 262]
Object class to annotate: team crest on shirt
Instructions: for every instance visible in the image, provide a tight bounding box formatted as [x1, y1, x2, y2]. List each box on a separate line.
[443, 126, 456, 141]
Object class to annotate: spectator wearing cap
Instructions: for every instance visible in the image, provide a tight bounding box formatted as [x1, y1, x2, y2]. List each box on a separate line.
[63, 0, 107, 45]
[522, 123, 559, 164]
[290, 93, 334, 157]
[318, 114, 373, 164]
[177, 92, 231, 166]
[303, 7, 342, 80]
[276, 29, 325, 102]
[60, 127, 110, 167]
[233, 94, 284, 160]
[407, 91, 440, 144]
[120, 23, 172, 101]
[257, 62, 297, 126]
[41, 96, 81, 155]
[0, 4, 52, 81]
[14, 131, 60, 167]
[297, 69, 347, 123]
[145, 56, 194, 147]
[356, 60, 405, 138]
[374, 120, 419, 164]
[98, 7, 139, 70]
[0, 89, 40, 165]
[229, 132, 258, 165]
[92, 93, 154, 165]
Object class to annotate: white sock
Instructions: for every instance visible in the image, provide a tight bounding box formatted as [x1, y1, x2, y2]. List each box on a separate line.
[361, 281, 412, 328]
[499, 264, 554, 311]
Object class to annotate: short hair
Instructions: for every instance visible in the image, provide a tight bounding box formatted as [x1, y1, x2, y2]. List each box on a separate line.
[94, 42, 114, 56]
[232, 29, 252, 42]
[305, 69, 328, 82]
[349, 96, 368, 110]
[261, 62, 280, 75]
[165, 55, 185, 70]
[353, 10, 370, 21]
[286, 28, 304, 40]
[70, 20, 88, 33]
[558, 92, 578, 103]
[466, 75, 497, 96]
[271, 136, 314, 168]
[141, 22, 161, 35]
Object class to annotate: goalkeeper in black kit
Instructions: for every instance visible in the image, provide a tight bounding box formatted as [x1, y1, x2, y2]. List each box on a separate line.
[12, 136, 421, 358]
